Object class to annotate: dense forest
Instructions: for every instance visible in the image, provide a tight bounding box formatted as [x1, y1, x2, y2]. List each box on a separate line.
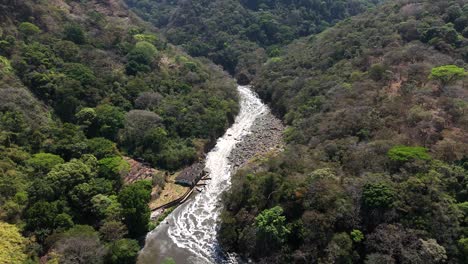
[220, 0, 468, 263]
[124, 0, 382, 83]
[1, 0, 468, 263]
[0, 0, 237, 263]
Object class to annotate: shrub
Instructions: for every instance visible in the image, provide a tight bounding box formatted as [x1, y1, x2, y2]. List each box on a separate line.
[18, 22, 41, 36]
[64, 24, 86, 44]
[387, 145, 431, 162]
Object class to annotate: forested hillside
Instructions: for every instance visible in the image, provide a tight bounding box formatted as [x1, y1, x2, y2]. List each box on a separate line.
[220, 0, 468, 263]
[124, 0, 382, 83]
[0, 0, 237, 262]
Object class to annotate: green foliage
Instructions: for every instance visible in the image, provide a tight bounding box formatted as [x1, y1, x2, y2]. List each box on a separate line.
[86, 138, 118, 159]
[0, 56, 12, 74]
[362, 183, 395, 209]
[62, 63, 96, 85]
[18, 22, 41, 36]
[106, 238, 140, 264]
[26, 153, 64, 174]
[156, 139, 197, 171]
[133, 33, 158, 44]
[255, 206, 290, 246]
[387, 145, 431, 162]
[118, 180, 152, 238]
[76, 108, 97, 127]
[46, 158, 95, 195]
[94, 105, 125, 140]
[350, 229, 364, 243]
[126, 41, 158, 75]
[430, 65, 466, 86]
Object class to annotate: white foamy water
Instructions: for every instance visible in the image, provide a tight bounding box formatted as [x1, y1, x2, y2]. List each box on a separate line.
[166, 85, 267, 263]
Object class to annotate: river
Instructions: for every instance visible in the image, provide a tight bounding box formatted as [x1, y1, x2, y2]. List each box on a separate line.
[138, 85, 270, 264]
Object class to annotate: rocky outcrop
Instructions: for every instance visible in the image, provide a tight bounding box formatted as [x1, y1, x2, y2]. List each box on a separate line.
[123, 157, 159, 184]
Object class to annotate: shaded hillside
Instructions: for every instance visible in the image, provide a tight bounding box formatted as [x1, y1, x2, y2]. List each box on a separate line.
[125, 0, 382, 83]
[220, 0, 468, 263]
[0, 0, 237, 262]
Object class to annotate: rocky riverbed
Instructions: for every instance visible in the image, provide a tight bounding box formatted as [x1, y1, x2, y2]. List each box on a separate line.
[228, 109, 284, 170]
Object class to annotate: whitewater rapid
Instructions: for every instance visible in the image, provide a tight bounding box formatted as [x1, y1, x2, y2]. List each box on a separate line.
[138, 85, 268, 264]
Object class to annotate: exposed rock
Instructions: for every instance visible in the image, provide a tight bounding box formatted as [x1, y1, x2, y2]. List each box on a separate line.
[123, 157, 159, 184]
[228, 108, 284, 170]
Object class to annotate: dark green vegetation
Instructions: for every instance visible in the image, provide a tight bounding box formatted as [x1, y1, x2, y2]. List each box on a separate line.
[221, 0, 468, 263]
[125, 0, 382, 83]
[0, 0, 236, 262]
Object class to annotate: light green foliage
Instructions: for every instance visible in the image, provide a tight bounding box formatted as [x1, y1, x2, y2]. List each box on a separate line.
[430, 65, 466, 86]
[98, 156, 129, 186]
[362, 183, 395, 209]
[0, 222, 28, 264]
[255, 206, 290, 244]
[133, 33, 158, 44]
[107, 238, 140, 264]
[350, 229, 364, 242]
[26, 153, 64, 174]
[132, 41, 158, 56]
[126, 41, 158, 75]
[387, 145, 431, 162]
[0, 56, 12, 74]
[18, 22, 41, 35]
[118, 180, 152, 238]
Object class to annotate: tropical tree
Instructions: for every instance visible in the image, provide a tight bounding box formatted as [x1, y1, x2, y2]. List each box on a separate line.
[430, 65, 466, 88]
[118, 180, 152, 238]
[255, 206, 290, 252]
[106, 238, 140, 264]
